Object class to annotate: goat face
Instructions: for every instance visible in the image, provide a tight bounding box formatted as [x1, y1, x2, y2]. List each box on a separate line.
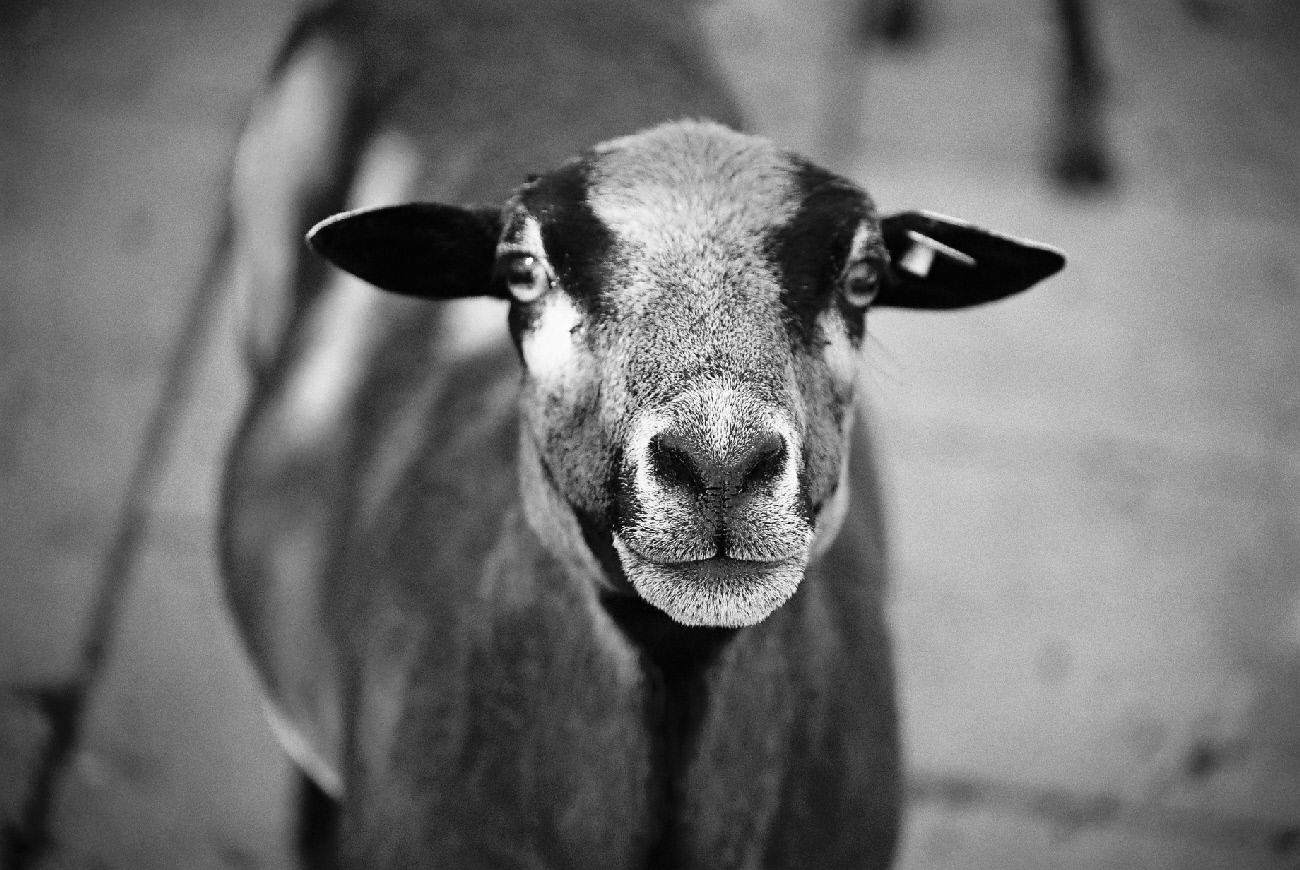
[308, 120, 1063, 628]
[505, 122, 872, 627]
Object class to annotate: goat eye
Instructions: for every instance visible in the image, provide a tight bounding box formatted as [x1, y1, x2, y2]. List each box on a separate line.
[502, 254, 551, 303]
[841, 261, 880, 308]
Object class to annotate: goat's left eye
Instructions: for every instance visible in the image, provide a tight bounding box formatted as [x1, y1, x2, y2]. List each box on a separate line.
[841, 261, 880, 308]
[502, 255, 551, 303]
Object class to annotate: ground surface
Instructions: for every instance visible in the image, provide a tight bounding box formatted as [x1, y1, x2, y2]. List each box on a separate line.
[1, 0, 1298, 867]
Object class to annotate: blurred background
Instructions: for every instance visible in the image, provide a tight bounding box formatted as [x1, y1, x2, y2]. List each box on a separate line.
[1, 0, 1297, 867]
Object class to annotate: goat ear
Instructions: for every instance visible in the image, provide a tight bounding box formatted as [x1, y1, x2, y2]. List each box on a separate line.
[875, 211, 1065, 309]
[307, 203, 507, 300]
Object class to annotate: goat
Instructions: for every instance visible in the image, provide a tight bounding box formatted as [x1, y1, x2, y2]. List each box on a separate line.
[218, 1, 1065, 866]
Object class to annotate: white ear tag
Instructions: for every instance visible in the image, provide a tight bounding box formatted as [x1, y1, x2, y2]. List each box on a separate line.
[900, 230, 977, 277]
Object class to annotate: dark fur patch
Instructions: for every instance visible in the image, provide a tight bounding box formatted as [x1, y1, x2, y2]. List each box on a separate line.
[601, 593, 738, 870]
[521, 159, 617, 314]
[767, 160, 881, 344]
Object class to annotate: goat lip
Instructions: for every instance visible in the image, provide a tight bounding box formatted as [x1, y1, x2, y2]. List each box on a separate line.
[613, 538, 809, 627]
[614, 536, 806, 568]
[659, 554, 800, 574]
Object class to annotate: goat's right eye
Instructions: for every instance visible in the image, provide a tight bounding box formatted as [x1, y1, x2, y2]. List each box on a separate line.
[841, 261, 881, 308]
[502, 255, 551, 303]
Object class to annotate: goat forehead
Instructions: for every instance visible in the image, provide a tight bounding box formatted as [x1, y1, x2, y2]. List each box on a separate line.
[585, 122, 801, 262]
[519, 123, 877, 366]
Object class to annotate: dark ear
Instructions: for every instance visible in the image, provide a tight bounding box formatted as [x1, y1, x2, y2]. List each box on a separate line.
[875, 210, 1065, 309]
[306, 203, 506, 299]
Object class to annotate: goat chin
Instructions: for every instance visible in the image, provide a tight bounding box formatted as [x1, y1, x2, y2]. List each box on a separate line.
[613, 537, 808, 627]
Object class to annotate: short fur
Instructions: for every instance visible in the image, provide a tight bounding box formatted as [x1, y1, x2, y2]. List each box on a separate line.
[218, 2, 1064, 868]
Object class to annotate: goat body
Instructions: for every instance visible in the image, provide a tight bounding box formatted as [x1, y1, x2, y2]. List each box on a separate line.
[219, 2, 1063, 867]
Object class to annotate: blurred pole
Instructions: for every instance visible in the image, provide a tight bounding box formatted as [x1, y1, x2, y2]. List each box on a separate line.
[1, 213, 233, 870]
[1051, 0, 1113, 189]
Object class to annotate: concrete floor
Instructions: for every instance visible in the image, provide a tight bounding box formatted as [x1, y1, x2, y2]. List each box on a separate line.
[1, 0, 1298, 867]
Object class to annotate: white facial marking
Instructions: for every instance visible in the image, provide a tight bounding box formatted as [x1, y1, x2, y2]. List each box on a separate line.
[500, 214, 547, 259]
[819, 310, 860, 389]
[522, 292, 583, 381]
[845, 221, 883, 275]
[846, 221, 878, 258]
[501, 214, 568, 374]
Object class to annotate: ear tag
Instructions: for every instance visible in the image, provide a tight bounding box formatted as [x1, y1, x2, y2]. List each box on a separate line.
[899, 230, 977, 278]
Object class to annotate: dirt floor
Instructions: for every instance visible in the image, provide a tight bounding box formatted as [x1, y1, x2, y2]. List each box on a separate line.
[2, 0, 1298, 867]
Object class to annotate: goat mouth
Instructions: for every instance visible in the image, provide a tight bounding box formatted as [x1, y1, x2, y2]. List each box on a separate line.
[655, 553, 802, 576]
[612, 535, 807, 628]
[611, 522, 813, 566]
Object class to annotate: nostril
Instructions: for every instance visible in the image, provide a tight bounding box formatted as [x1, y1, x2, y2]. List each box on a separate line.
[649, 433, 703, 493]
[740, 435, 787, 493]
[646, 423, 788, 499]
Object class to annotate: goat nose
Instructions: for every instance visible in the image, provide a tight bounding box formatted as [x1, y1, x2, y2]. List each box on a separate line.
[648, 425, 788, 499]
